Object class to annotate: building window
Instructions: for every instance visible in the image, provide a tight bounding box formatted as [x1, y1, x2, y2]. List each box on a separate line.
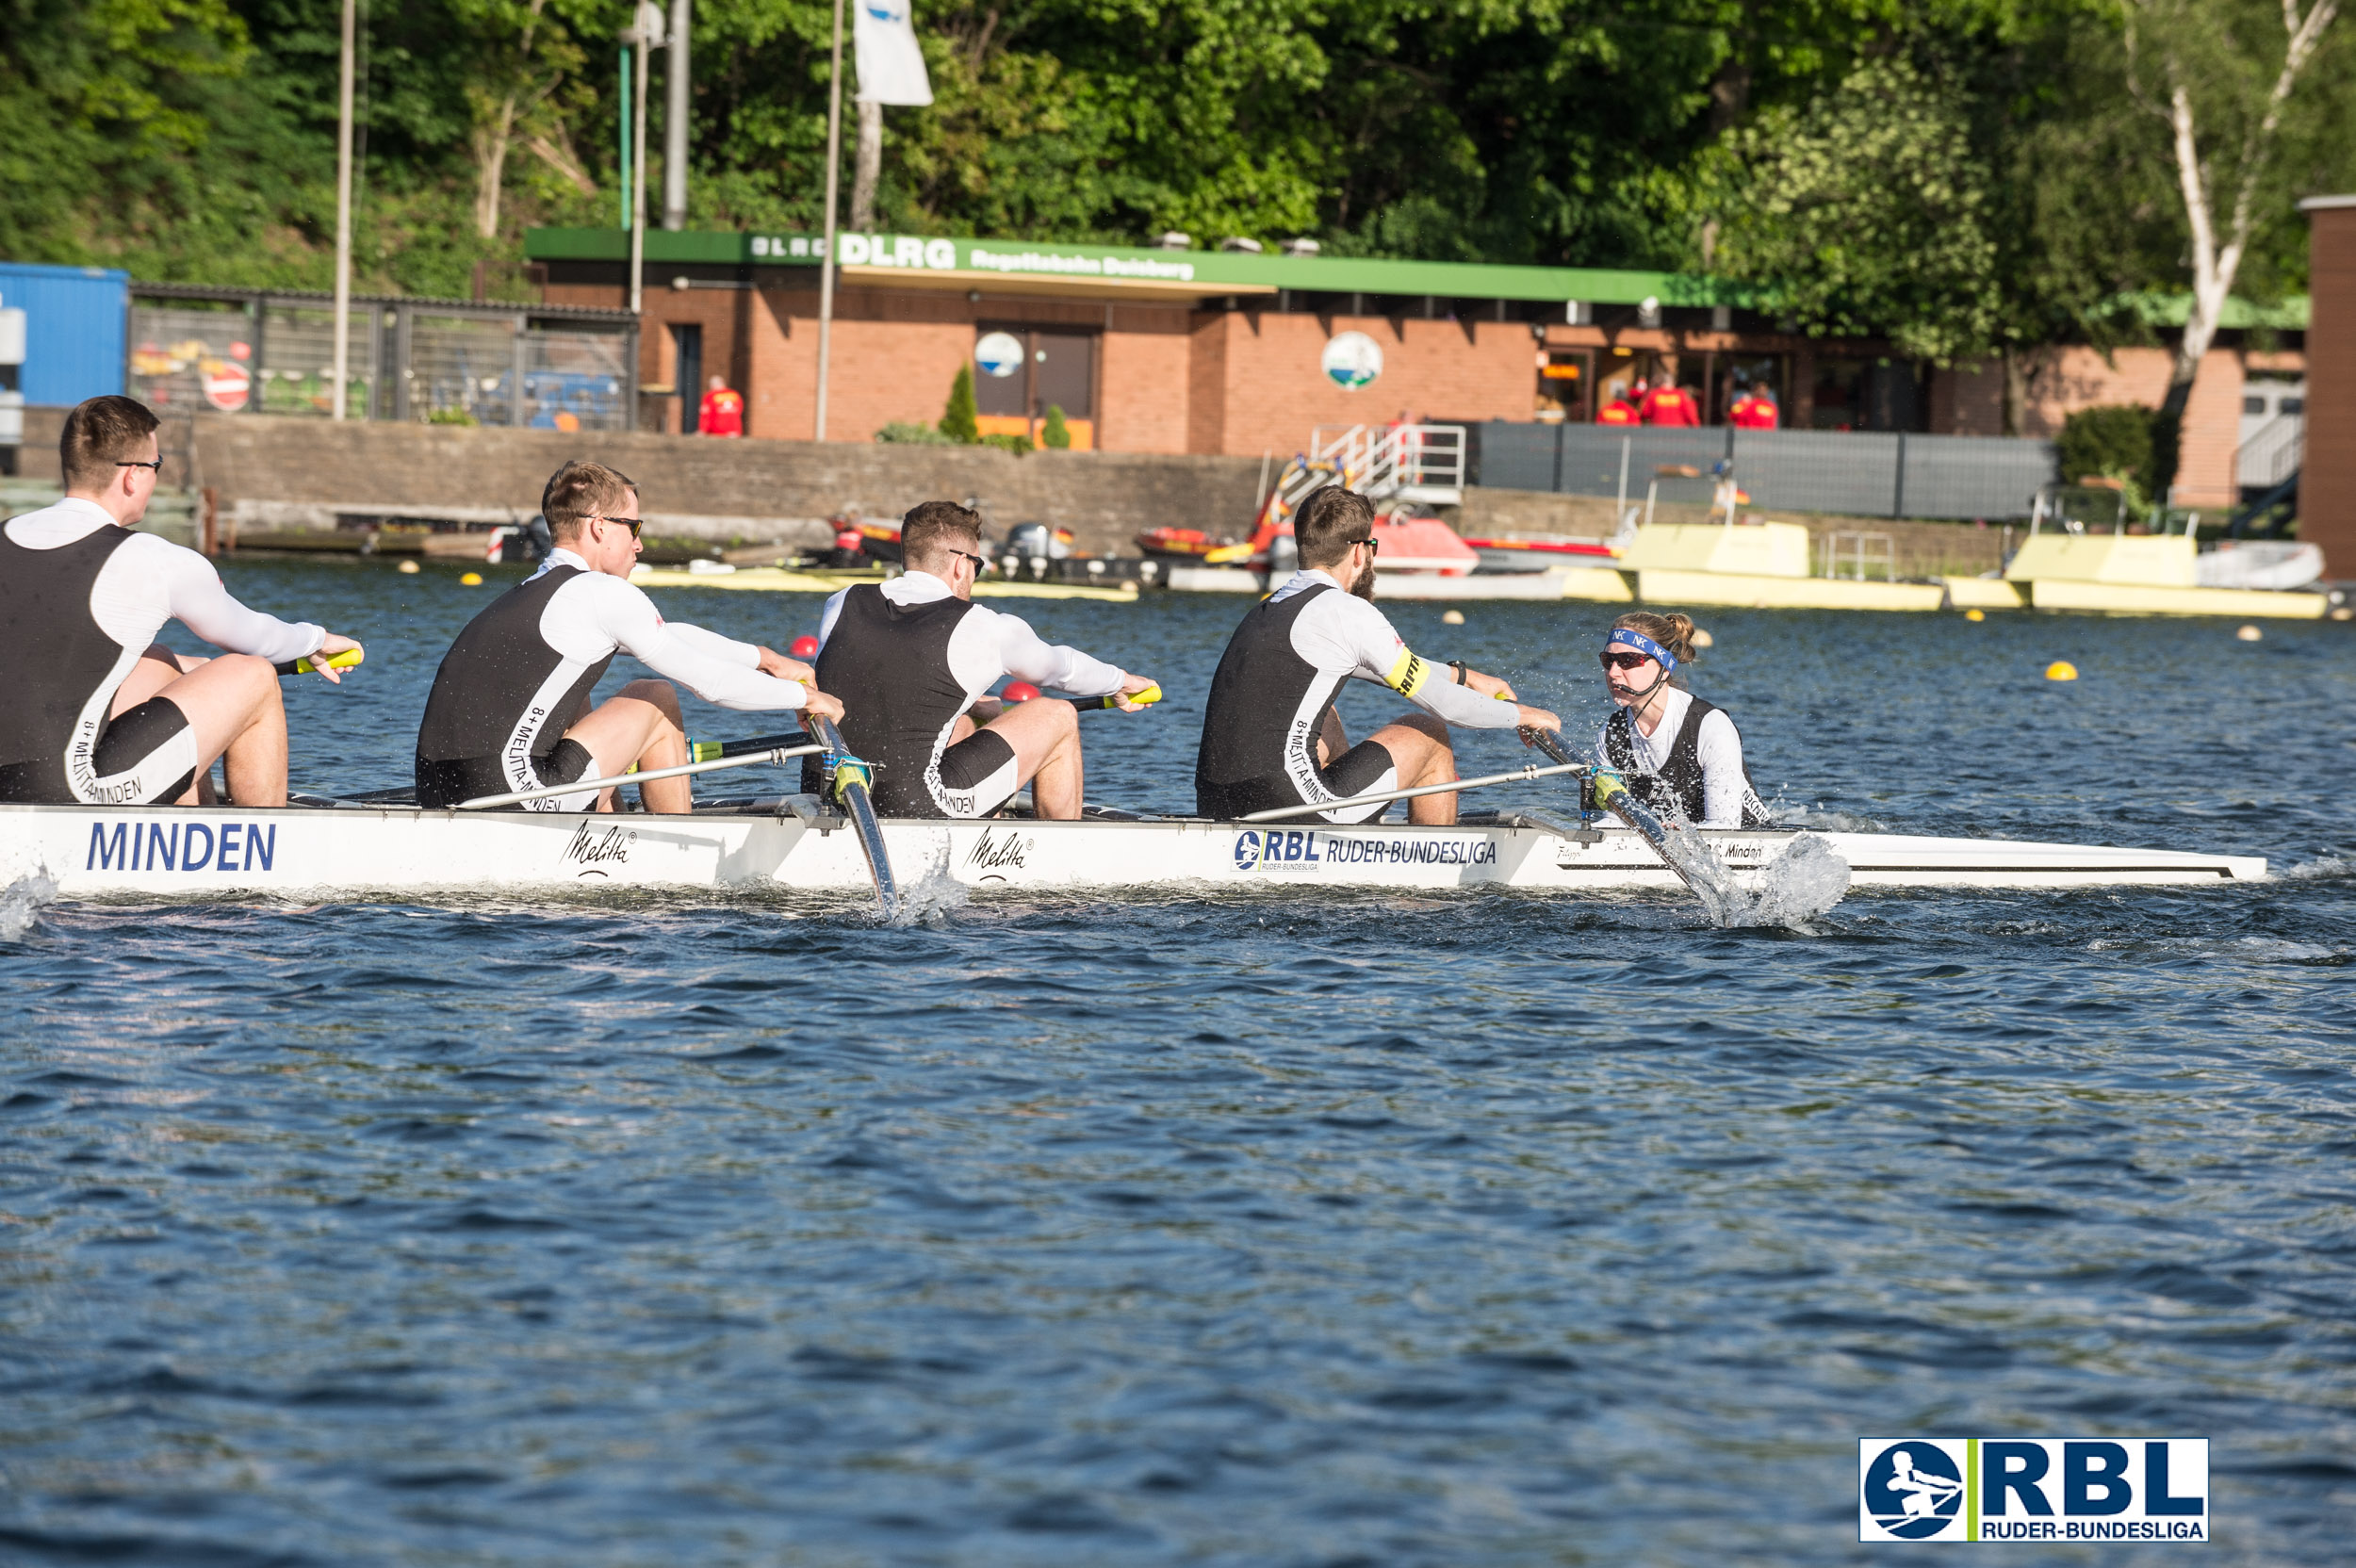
[671, 323, 702, 433]
[973, 325, 1096, 448]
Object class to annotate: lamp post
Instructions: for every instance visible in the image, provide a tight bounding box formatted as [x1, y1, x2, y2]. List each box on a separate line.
[331, 0, 355, 419]
[813, 0, 843, 443]
[663, 0, 691, 230]
[623, 1, 664, 318]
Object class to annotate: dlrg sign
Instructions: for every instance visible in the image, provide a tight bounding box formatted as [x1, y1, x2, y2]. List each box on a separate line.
[1859, 1438, 2208, 1543]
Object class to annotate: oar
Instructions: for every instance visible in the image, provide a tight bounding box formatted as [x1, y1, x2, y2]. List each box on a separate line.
[810, 713, 897, 918]
[1240, 760, 1587, 822]
[274, 648, 366, 677]
[1519, 725, 1703, 898]
[1072, 682, 1162, 712]
[456, 742, 826, 809]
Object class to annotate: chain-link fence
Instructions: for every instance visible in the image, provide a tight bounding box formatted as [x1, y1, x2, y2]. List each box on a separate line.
[129, 286, 636, 431]
[1473, 421, 2057, 520]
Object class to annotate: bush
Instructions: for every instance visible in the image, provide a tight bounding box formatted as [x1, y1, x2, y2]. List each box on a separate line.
[939, 364, 979, 443]
[875, 421, 956, 445]
[424, 406, 477, 426]
[2057, 405, 2154, 489]
[1040, 403, 1071, 449]
[979, 432, 1033, 456]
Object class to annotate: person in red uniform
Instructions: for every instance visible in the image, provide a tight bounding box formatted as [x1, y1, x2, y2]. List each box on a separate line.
[697, 376, 744, 438]
[1728, 385, 1781, 430]
[1639, 380, 1701, 427]
[1596, 387, 1641, 425]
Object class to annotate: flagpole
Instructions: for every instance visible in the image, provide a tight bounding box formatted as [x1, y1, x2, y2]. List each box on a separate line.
[813, 0, 843, 443]
[331, 0, 355, 420]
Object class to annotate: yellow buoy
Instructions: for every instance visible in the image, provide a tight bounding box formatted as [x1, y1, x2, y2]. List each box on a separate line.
[1440, 609, 1465, 626]
[2333, 607, 2354, 622]
[2236, 624, 2263, 642]
[1964, 608, 1985, 622]
[2045, 661, 2078, 681]
[1691, 628, 1714, 649]
[460, 571, 483, 586]
[397, 559, 421, 575]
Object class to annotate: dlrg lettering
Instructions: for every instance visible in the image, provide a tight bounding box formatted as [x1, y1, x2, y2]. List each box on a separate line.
[87, 820, 278, 873]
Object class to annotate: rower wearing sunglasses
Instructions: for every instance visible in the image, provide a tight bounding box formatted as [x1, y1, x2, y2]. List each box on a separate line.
[414, 460, 841, 811]
[0, 396, 365, 808]
[1595, 611, 1770, 827]
[1196, 486, 1561, 825]
[810, 500, 1158, 819]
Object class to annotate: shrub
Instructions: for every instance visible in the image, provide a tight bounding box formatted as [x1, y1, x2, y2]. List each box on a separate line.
[1040, 403, 1071, 449]
[2057, 405, 2154, 489]
[425, 406, 477, 426]
[875, 421, 956, 445]
[979, 432, 1033, 456]
[939, 364, 979, 443]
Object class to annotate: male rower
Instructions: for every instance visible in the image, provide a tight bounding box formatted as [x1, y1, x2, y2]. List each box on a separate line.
[1195, 486, 1560, 825]
[810, 499, 1157, 819]
[0, 395, 364, 808]
[414, 460, 842, 811]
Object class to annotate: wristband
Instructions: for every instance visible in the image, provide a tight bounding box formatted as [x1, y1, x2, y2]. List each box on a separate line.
[1451, 660, 1468, 685]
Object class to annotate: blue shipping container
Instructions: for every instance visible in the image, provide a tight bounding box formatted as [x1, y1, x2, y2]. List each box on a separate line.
[0, 260, 128, 406]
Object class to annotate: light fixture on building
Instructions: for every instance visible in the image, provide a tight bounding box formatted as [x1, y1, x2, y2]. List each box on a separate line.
[1563, 300, 1592, 325]
[1220, 237, 1264, 253]
[671, 276, 691, 291]
[1710, 304, 1732, 330]
[1281, 237, 1320, 256]
[1638, 295, 1661, 328]
[967, 289, 982, 302]
[1153, 232, 1193, 250]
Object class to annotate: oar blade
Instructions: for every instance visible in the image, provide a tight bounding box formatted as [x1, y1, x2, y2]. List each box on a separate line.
[813, 715, 897, 919]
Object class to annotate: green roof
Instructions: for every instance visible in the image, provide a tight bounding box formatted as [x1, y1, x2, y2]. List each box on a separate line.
[2113, 291, 2310, 331]
[524, 227, 1743, 307]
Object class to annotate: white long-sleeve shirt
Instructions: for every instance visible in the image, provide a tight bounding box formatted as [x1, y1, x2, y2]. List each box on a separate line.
[530, 549, 807, 710]
[815, 570, 1125, 697]
[1267, 569, 1521, 729]
[5, 499, 324, 664]
[1596, 686, 1753, 827]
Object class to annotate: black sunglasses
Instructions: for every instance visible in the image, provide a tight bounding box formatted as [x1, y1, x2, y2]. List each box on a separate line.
[117, 458, 164, 473]
[590, 514, 644, 538]
[946, 547, 989, 572]
[1598, 650, 1653, 670]
[1350, 533, 1381, 556]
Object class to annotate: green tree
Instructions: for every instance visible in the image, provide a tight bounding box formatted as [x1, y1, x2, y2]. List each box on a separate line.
[1039, 403, 1070, 449]
[1711, 56, 2001, 365]
[938, 362, 977, 442]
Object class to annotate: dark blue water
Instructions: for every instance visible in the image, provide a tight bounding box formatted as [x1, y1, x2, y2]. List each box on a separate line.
[5, 558, 2353, 1566]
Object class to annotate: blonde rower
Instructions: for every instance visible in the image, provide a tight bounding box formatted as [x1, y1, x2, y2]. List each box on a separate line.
[1595, 611, 1770, 827]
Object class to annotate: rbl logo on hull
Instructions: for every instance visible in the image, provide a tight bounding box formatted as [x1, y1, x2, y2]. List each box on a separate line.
[1859, 1438, 2207, 1543]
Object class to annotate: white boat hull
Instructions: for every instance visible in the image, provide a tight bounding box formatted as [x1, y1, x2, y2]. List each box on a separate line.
[0, 803, 2267, 900]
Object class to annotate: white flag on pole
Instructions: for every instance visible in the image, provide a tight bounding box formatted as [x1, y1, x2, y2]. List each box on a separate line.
[853, 0, 932, 106]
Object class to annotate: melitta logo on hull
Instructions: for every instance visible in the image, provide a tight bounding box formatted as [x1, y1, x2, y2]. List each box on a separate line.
[86, 820, 278, 873]
[562, 823, 634, 872]
[1234, 829, 1501, 873]
[965, 826, 1032, 874]
[1858, 1439, 2208, 1543]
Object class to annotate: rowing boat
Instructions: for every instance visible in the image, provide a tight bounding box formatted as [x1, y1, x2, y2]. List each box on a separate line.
[1, 797, 2266, 900]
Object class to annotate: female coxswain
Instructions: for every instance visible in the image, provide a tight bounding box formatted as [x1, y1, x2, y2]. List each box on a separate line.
[1595, 611, 1770, 827]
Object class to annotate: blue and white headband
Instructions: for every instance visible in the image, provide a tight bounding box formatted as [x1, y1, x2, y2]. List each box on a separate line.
[1606, 628, 1677, 670]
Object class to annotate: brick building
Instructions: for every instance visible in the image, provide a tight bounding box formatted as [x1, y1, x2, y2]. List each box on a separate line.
[2301, 195, 2355, 578]
[526, 228, 2301, 511]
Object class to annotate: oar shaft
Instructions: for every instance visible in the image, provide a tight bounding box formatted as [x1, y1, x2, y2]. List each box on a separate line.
[1240, 760, 1586, 823]
[455, 743, 825, 809]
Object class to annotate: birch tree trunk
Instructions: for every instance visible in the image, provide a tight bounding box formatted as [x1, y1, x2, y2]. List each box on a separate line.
[851, 99, 883, 231]
[468, 0, 553, 240]
[2129, 0, 2339, 419]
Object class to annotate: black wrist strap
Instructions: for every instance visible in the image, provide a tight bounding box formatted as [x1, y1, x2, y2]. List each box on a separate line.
[1450, 661, 1468, 685]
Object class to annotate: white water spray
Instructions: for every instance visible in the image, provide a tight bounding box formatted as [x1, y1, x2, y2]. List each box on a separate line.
[1652, 822, 1850, 930]
[0, 870, 60, 940]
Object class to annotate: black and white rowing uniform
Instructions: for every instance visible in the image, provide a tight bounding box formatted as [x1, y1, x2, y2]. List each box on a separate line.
[812, 572, 1124, 817]
[1597, 687, 1769, 827]
[415, 547, 808, 810]
[0, 498, 324, 805]
[1195, 568, 1520, 822]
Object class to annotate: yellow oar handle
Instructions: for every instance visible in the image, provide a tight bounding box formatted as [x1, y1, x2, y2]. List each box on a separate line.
[1077, 684, 1162, 712]
[1590, 770, 1628, 808]
[276, 647, 365, 676]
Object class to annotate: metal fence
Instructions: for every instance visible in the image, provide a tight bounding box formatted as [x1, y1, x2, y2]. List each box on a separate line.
[1472, 421, 2058, 521]
[128, 285, 637, 431]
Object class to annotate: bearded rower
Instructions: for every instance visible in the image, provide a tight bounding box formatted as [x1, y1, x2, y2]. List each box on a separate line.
[414, 460, 842, 811]
[811, 500, 1158, 819]
[0, 396, 364, 808]
[1195, 486, 1561, 824]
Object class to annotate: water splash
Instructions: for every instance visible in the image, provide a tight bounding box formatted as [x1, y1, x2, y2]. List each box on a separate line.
[1653, 823, 1850, 931]
[0, 870, 59, 940]
[2282, 857, 2354, 881]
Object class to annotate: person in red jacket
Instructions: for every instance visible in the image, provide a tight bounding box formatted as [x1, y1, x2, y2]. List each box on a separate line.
[1728, 385, 1781, 430]
[697, 376, 744, 438]
[1596, 388, 1641, 425]
[1639, 380, 1701, 427]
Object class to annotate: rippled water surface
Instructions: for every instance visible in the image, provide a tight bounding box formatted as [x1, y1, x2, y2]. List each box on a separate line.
[5, 558, 2354, 1565]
